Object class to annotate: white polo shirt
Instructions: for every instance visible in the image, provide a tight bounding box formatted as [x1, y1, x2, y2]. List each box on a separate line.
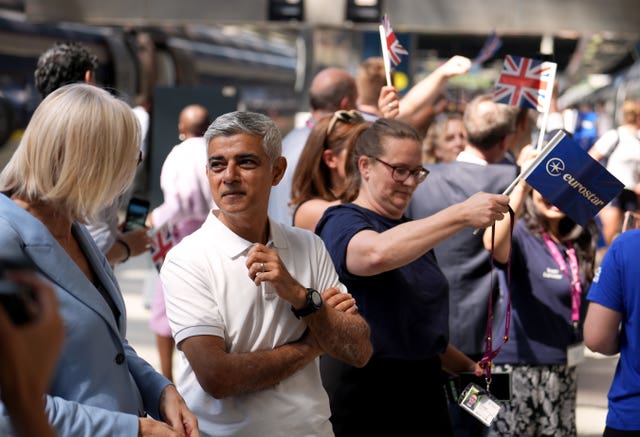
[161, 212, 344, 437]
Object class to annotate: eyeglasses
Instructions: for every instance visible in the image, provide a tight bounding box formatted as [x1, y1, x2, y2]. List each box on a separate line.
[326, 110, 365, 136]
[371, 157, 429, 183]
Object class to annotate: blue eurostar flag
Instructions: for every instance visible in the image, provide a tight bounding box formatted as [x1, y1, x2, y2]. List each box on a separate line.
[525, 133, 624, 226]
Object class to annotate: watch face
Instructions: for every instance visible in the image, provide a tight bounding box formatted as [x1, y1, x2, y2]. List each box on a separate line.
[311, 290, 322, 307]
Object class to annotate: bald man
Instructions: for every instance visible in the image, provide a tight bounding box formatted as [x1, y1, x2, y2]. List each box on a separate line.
[178, 104, 210, 141]
[268, 67, 358, 225]
[147, 103, 215, 381]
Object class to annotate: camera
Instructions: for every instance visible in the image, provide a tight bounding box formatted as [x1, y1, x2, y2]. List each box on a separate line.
[0, 260, 38, 325]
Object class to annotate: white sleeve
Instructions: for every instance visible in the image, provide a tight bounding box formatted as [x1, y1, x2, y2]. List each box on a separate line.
[160, 245, 225, 347]
[593, 129, 619, 158]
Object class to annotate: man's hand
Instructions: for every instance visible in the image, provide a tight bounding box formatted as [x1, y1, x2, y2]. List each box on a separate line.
[322, 287, 358, 314]
[246, 243, 306, 306]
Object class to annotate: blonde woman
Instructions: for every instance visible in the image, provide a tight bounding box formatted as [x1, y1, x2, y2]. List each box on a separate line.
[0, 84, 199, 437]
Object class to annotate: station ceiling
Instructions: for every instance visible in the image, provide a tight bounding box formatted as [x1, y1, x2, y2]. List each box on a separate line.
[18, 0, 640, 90]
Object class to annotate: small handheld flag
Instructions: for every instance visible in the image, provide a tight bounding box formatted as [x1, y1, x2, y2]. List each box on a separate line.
[493, 55, 556, 113]
[381, 14, 408, 67]
[379, 14, 408, 86]
[523, 132, 624, 226]
[473, 130, 624, 234]
[473, 31, 503, 65]
[149, 223, 174, 272]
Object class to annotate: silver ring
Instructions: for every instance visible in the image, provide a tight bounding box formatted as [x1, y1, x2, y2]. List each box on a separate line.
[260, 262, 265, 272]
[388, 103, 393, 109]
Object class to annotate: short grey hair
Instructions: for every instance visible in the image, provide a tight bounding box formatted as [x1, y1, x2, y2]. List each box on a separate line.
[204, 111, 282, 163]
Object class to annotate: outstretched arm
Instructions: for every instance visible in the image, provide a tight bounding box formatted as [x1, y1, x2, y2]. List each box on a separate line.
[346, 192, 510, 276]
[398, 55, 470, 121]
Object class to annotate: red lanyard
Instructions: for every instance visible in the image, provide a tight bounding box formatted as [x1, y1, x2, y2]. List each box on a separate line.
[479, 207, 514, 386]
[541, 231, 582, 325]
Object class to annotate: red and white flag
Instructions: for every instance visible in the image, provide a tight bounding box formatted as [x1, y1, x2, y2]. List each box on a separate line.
[149, 223, 174, 272]
[381, 14, 408, 66]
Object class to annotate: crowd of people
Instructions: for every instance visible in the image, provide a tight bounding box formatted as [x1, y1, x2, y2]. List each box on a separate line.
[1, 37, 640, 437]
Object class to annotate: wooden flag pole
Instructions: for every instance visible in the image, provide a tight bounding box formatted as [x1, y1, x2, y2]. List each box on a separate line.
[378, 24, 393, 87]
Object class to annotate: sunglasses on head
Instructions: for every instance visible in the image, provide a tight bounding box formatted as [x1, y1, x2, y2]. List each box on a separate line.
[326, 110, 365, 136]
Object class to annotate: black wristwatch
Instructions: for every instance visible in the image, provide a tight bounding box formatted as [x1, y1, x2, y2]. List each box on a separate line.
[291, 288, 323, 319]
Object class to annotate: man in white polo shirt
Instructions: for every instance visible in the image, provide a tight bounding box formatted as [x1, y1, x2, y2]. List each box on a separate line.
[160, 110, 372, 437]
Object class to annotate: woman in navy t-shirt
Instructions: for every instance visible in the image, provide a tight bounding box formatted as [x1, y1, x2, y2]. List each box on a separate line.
[316, 118, 510, 437]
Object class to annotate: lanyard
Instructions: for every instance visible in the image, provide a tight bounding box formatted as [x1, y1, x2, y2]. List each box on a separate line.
[479, 207, 514, 388]
[541, 231, 582, 325]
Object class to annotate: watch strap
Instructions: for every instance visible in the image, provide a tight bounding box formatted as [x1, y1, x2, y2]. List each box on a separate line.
[291, 288, 322, 319]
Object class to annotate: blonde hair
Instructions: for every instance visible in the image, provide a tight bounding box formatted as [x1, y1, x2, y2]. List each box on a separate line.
[0, 83, 141, 222]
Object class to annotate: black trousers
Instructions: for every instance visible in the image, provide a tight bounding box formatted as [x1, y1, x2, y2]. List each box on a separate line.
[604, 427, 640, 437]
[322, 355, 452, 437]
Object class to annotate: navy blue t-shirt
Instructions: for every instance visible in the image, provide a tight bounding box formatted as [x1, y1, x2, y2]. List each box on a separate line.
[495, 220, 586, 365]
[316, 203, 449, 360]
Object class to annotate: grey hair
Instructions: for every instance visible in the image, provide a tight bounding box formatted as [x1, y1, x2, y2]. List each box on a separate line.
[204, 111, 282, 163]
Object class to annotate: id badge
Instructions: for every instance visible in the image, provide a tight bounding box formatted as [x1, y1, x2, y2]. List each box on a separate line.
[458, 382, 502, 427]
[566, 341, 585, 367]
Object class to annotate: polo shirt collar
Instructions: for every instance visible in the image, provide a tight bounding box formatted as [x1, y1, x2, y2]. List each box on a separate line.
[205, 213, 288, 259]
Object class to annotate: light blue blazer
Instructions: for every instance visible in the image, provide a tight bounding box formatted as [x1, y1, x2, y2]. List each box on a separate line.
[0, 194, 171, 436]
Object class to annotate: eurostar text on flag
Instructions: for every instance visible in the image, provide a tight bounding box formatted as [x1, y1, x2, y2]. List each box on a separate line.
[493, 54, 556, 113]
[473, 31, 503, 65]
[381, 14, 408, 67]
[149, 223, 174, 272]
[524, 132, 624, 226]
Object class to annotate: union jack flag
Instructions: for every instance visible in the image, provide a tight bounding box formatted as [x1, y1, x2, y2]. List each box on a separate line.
[381, 14, 408, 66]
[149, 223, 174, 272]
[493, 55, 557, 112]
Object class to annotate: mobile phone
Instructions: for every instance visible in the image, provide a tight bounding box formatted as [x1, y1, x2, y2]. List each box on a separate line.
[123, 197, 150, 232]
[0, 260, 38, 325]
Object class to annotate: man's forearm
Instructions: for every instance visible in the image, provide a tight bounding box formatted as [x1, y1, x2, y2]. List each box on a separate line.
[306, 307, 372, 368]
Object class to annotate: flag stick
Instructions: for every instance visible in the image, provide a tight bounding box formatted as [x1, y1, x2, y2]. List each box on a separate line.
[378, 25, 393, 87]
[534, 65, 557, 150]
[535, 108, 550, 150]
[472, 130, 566, 235]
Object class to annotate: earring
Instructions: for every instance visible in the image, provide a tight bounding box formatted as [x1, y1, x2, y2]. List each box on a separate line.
[179, 133, 186, 141]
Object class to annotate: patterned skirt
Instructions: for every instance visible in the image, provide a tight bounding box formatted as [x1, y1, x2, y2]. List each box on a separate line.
[487, 363, 578, 437]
